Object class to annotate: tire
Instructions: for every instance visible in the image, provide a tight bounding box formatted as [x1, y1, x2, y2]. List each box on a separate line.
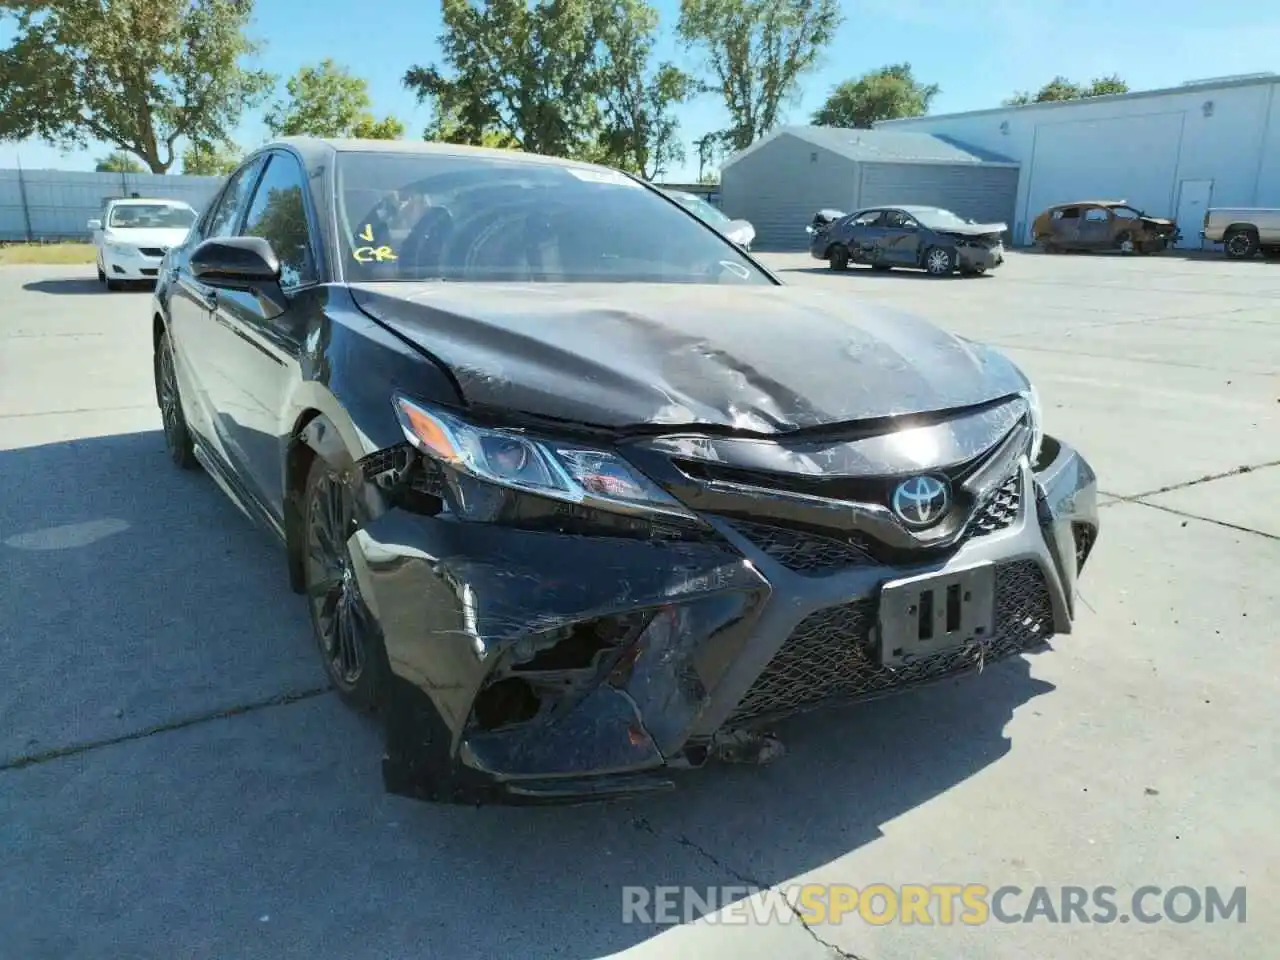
[97, 263, 106, 283]
[828, 245, 850, 271]
[302, 456, 391, 713]
[106, 276, 122, 291]
[922, 246, 955, 276]
[1224, 229, 1259, 260]
[154, 329, 199, 470]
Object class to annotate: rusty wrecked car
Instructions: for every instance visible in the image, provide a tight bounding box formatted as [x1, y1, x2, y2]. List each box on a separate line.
[1032, 200, 1179, 253]
[151, 136, 1100, 805]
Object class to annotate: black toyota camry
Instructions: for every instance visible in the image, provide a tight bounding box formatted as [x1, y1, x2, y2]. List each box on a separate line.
[152, 137, 1099, 805]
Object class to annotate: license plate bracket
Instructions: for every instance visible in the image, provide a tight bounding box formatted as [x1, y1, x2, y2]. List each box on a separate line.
[877, 563, 996, 667]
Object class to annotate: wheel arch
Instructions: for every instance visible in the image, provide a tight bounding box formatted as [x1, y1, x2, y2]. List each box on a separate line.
[282, 395, 371, 593]
[1224, 221, 1259, 236]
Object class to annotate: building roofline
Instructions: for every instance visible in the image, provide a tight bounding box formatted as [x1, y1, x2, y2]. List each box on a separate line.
[721, 125, 1018, 169]
[859, 156, 1020, 170]
[876, 73, 1280, 126]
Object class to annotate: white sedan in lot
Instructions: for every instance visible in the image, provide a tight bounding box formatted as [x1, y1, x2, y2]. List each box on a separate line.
[88, 199, 197, 290]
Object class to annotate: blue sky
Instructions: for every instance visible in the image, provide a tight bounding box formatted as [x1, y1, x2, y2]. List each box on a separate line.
[2, 0, 1278, 181]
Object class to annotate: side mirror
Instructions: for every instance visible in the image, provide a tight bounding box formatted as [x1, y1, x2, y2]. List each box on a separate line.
[87, 218, 102, 230]
[190, 236, 281, 288]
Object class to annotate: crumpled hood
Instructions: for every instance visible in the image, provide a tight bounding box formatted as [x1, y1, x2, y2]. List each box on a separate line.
[935, 221, 1007, 237]
[349, 282, 1028, 433]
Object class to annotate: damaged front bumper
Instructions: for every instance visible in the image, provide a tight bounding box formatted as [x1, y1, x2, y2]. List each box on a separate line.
[956, 242, 1005, 272]
[348, 436, 1098, 805]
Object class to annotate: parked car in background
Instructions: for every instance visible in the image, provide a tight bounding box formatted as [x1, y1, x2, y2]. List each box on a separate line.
[808, 205, 1006, 277]
[1031, 200, 1178, 254]
[150, 136, 1098, 804]
[1201, 207, 1280, 259]
[89, 198, 198, 290]
[663, 189, 755, 250]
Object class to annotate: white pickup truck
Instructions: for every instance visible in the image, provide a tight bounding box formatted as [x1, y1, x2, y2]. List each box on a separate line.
[1201, 207, 1280, 260]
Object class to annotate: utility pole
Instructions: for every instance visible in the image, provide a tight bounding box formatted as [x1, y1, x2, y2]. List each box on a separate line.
[16, 150, 34, 242]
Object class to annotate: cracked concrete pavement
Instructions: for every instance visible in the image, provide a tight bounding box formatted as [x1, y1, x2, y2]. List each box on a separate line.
[1, 252, 1276, 959]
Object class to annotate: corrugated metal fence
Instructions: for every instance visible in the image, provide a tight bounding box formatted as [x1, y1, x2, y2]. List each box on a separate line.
[0, 169, 225, 242]
[1, 170, 722, 242]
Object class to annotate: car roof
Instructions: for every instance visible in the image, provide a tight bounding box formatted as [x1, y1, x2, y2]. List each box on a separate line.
[1051, 200, 1129, 208]
[263, 135, 629, 177]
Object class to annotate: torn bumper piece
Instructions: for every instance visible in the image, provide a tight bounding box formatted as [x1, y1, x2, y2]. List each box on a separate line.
[348, 437, 1098, 805]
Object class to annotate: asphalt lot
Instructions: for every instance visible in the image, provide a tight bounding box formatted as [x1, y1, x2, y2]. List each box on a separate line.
[1, 251, 1276, 960]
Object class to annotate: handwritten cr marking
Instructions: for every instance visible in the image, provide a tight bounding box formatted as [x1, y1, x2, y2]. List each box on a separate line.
[353, 245, 398, 263]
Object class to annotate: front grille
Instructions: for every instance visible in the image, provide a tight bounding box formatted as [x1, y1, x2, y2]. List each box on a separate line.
[725, 519, 873, 574]
[726, 559, 1054, 725]
[723, 469, 1021, 574]
[969, 474, 1021, 537]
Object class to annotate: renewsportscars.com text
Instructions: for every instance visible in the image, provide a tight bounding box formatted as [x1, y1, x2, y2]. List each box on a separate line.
[621, 884, 1247, 926]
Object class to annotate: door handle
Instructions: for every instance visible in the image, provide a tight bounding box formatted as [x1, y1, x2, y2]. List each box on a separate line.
[197, 289, 218, 312]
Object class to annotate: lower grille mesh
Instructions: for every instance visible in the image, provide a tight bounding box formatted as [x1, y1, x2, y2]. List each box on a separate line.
[725, 519, 872, 573]
[726, 559, 1054, 725]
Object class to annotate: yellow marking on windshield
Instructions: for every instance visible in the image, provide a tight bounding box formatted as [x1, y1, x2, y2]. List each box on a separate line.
[358, 223, 375, 242]
[353, 245, 398, 264]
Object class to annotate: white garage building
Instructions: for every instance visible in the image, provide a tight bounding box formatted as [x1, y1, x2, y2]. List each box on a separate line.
[876, 73, 1280, 248]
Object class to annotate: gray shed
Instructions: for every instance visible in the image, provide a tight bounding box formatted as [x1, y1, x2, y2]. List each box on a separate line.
[719, 126, 1021, 250]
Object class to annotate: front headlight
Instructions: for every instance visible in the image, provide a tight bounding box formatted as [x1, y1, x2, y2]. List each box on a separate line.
[1021, 384, 1044, 465]
[393, 395, 698, 521]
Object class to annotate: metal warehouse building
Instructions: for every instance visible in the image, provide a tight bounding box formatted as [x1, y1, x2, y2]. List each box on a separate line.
[877, 72, 1280, 248]
[719, 126, 1020, 250]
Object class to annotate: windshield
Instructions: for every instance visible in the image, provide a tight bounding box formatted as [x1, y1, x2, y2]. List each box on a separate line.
[335, 152, 769, 285]
[108, 204, 196, 228]
[910, 208, 974, 230]
[670, 192, 731, 226]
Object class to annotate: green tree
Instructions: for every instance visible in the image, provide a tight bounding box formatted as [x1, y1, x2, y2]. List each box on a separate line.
[677, 0, 842, 152]
[350, 114, 406, 140]
[95, 151, 145, 173]
[812, 63, 939, 129]
[1004, 75, 1129, 106]
[0, 0, 273, 173]
[405, 0, 680, 162]
[265, 59, 403, 138]
[593, 0, 697, 178]
[181, 141, 241, 176]
[693, 131, 725, 182]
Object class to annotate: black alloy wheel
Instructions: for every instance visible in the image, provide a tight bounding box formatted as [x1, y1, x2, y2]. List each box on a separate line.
[154, 330, 199, 470]
[303, 458, 388, 711]
[829, 245, 850, 271]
